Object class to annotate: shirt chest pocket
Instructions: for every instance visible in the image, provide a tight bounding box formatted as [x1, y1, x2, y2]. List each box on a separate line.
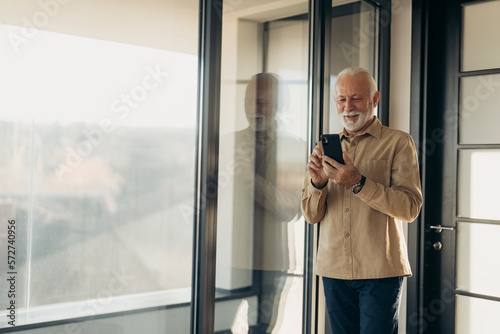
[359, 159, 391, 187]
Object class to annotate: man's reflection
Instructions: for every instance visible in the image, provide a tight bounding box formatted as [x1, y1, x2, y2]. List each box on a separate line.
[217, 73, 304, 333]
[244, 73, 279, 134]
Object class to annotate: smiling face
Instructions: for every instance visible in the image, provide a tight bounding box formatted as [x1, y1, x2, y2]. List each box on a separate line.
[335, 72, 380, 135]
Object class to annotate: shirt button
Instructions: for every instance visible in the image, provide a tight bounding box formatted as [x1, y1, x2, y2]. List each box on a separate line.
[345, 232, 350, 238]
[345, 208, 350, 213]
[352, 142, 357, 147]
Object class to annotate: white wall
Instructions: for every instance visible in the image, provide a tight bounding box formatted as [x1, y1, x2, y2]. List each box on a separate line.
[389, 0, 412, 133]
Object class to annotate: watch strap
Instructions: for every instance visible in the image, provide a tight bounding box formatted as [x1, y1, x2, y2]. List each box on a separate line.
[351, 175, 366, 194]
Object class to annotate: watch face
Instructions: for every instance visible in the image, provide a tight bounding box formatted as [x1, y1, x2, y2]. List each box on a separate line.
[353, 185, 362, 194]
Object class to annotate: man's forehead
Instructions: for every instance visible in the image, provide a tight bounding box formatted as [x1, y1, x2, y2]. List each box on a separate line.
[335, 75, 370, 96]
[247, 82, 276, 96]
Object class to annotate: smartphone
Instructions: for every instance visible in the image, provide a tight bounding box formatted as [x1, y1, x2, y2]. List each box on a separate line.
[320, 134, 344, 165]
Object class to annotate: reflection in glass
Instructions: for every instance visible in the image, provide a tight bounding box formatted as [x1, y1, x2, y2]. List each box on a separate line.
[459, 74, 500, 144]
[218, 74, 305, 331]
[216, 2, 308, 332]
[456, 222, 500, 298]
[458, 150, 500, 220]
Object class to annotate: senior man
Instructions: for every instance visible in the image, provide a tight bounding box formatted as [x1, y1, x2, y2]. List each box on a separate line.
[301, 67, 422, 334]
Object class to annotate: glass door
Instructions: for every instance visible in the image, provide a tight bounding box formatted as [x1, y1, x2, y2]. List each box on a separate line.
[214, 1, 309, 332]
[214, 0, 390, 332]
[455, 1, 500, 332]
[414, 0, 500, 332]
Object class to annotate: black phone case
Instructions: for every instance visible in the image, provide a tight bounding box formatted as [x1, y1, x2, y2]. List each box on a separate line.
[320, 134, 344, 164]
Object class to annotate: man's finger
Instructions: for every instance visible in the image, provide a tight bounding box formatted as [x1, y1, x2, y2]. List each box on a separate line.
[313, 147, 323, 156]
[309, 154, 322, 167]
[322, 154, 343, 169]
[308, 161, 321, 171]
[322, 160, 336, 174]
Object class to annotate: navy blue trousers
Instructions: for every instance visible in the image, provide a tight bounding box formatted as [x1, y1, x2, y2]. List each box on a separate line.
[322, 276, 403, 334]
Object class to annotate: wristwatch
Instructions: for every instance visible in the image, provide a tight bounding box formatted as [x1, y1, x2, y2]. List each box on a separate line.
[351, 175, 366, 194]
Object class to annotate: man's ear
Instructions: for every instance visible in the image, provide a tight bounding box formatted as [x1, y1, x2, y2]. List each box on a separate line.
[372, 91, 381, 108]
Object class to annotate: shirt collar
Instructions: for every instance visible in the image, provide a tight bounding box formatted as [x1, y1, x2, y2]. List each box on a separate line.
[340, 116, 382, 140]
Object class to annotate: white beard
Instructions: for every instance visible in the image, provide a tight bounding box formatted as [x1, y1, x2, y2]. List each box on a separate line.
[247, 115, 275, 133]
[339, 110, 373, 132]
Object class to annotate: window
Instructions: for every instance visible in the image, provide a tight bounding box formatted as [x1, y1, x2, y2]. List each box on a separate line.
[215, 1, 309, 332]
[0, 0, 198, 331]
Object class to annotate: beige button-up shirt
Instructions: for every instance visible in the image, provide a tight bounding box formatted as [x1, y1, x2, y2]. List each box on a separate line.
[301, 117, 423, 279]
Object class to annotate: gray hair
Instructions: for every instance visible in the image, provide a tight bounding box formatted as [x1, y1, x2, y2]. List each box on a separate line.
[336, 67, 378, 99]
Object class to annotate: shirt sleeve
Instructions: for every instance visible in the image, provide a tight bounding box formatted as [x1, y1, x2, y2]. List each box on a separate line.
[254, 173, 302, 221]
[356, 135, 423, 222]
[301, 172, 329, 224]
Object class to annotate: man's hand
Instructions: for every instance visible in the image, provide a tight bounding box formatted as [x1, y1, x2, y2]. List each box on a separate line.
[322, 152, 362, 188]
[307, 147, 329, 188]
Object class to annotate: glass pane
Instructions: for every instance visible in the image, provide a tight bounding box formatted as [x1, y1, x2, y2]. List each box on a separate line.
[458, 149, 500, 220]
[456, 295, 500, 334]
[329, 1, 378, 133]
[459, 74, 500, 144]
[462, 1, 500, 72]
[456, 222, 500, 298]
[11, 308, 192, 334]
[0, 0, 198, 329]
[216, 1, 308, 332]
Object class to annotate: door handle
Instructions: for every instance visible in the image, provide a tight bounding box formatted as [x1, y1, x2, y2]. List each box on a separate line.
[429, 225, 455, 233]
